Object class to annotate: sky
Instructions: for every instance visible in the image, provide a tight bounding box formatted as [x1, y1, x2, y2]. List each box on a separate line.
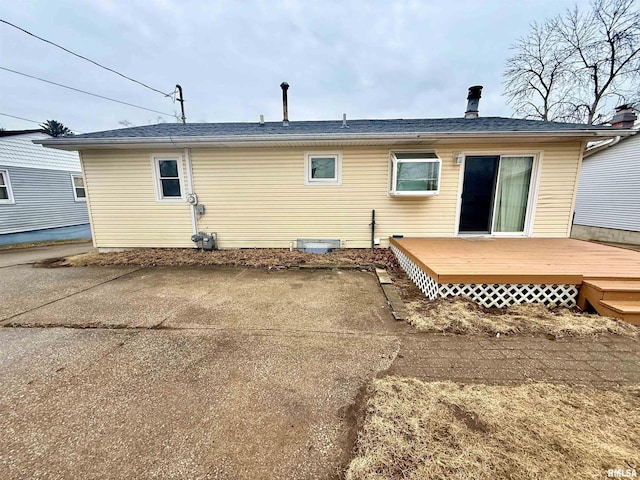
[0, 0, 588, 133]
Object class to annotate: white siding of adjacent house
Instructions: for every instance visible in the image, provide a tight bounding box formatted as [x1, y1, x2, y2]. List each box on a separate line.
[0, 133, 81, 171]
[80, 141, 583, 248]
[574, 133, 640, 232]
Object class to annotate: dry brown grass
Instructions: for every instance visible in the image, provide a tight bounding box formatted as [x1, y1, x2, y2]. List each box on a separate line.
[346, 377, 640, 480]
[388, 268, 637, 337]
[40, 247, 399, 270]
[404, 296, 638, 337]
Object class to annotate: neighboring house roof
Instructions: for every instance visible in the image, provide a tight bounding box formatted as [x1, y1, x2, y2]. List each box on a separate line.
[0, 132, 81, 171]
[36, 117, 633, 150]
[0, 129, 43, 137]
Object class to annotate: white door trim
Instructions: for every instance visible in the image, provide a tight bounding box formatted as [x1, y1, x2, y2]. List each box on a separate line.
[454, 150, 542, 237]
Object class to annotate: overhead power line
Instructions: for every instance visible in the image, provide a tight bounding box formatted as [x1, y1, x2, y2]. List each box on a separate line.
[0, 112, 82, 133]
[0, 112, 40, 124]
[0, 18, 172, 97]
[0, 66, 177, 118]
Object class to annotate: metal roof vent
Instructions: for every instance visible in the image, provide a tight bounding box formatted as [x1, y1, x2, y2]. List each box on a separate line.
[464, 85, 483, 118]
[280, 82, 289, 126]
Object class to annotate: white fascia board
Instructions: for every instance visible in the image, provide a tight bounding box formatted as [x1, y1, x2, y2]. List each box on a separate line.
[33, 129, 634, 151]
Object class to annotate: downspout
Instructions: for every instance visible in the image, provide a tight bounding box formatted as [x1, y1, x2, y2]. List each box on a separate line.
[184, 147, 198, 239]
[78, 151, 98, 249]
[583, 136, 621, 158]
[567, 140, 587, 238]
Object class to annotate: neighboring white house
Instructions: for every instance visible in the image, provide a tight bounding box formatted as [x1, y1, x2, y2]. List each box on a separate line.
[0, 130, 91, 245]
[573, 130, 640, 245]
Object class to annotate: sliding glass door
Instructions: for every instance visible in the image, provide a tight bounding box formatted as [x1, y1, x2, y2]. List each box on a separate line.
[459, 155, 535, 235]
[492, 156, 534, 233]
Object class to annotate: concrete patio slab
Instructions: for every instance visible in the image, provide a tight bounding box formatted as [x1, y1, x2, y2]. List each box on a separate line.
[162, 268, 394, 332]
[0, 265, 137, 320]
[3, 266, 397, 332]
[0, 327, 398, 480]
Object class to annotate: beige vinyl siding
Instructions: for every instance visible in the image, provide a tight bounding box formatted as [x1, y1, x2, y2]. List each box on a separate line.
[80, 141, 582, 249]
[532, 142, 583, 237]
[192, 146, 456, 248]
[192, 142, 582, 247]
[81, 150, 193, 247]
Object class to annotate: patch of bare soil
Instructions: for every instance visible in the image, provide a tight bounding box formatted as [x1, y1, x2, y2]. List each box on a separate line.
[346, 377, 640, 480]
[37, 247, 401, 270]
[389, 269, 638, 337]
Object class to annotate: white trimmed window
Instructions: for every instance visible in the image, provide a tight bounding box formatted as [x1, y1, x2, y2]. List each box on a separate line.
[71, 174, 86, 201]
[389, 151, 441, 196]
[0, 169, 14, 204]
[151, 156, 184, 201]
[305, 152, 342, 185]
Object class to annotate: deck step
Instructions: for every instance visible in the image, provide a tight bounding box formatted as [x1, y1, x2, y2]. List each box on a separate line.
[582, 279, 640, 302]
[599, 300, 640, 314]
[582, 279, 640, 291]
[598, 300, 640, 326]
[578, 279, 640, 325]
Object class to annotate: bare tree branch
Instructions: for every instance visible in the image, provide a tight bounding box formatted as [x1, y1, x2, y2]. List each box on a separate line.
[504, 0, 640, 123]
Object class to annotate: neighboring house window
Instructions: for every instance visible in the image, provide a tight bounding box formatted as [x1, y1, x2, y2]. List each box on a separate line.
[389, 151, 441, 196]
[152, 156, 184, 201]
[71, 174, 86, 201]
[0, 169, 14, 204]
[305, 152, 342, 185]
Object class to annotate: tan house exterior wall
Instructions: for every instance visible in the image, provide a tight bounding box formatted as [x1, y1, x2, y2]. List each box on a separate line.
[80, 141, 583, 249]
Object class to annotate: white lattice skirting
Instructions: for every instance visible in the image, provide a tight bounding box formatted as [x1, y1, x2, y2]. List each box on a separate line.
[391, 244, 578, 308]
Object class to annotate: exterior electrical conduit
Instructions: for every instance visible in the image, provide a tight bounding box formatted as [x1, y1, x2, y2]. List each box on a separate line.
[184, 147, 198, 238]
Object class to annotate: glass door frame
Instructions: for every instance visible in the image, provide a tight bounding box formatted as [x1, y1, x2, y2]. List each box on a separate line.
[454, 151, 541, 237]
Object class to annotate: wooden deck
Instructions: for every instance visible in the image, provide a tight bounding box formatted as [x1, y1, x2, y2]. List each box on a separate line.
[389, 237, 640, 285]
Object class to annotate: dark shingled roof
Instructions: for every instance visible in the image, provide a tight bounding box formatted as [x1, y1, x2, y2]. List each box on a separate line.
[67, 117, 614, 139]
[0, 129, 44, 137]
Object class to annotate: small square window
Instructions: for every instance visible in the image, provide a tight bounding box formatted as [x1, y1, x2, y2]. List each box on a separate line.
[389, 152, 441, 196]
[305, 153, 341, 185]
[0, 170, 15, 204]
[152, 156, 184, 201]
[71, 174, 86, 201]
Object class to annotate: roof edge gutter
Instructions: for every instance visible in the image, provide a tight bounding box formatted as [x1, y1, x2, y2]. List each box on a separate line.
[34, 130, 633, 150]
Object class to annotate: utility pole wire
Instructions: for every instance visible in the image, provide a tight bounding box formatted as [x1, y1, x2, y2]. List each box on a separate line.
[0, 112, 40, 124]
[0, 66, 177, 118]
[0, 18, 172, 97]
[0, 112, 82, 133]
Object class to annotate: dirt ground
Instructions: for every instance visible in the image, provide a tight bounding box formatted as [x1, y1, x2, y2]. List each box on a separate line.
[346, 377, 640, 480]
[45, 247, 400, 270]
[387, 266, 638, 337]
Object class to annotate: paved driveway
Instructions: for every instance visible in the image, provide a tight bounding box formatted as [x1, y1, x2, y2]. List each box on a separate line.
[2, 263, 637, 479]
[0, 241, 94, 268]
[0, 265, 404, 479]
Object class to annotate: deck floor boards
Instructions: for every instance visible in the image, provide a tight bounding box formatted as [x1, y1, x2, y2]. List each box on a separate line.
[390, 238, 640, 284]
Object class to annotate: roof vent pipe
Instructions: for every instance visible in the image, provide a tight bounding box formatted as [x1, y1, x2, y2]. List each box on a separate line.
[464, 85, 483, 118]
[342, 113, 348, 128]
[280, 82, 289, 126]
[610, 104, 637, 129]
